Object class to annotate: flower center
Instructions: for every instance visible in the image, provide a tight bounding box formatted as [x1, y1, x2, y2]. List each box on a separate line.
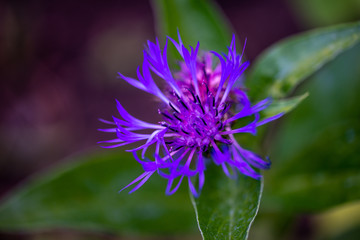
[159, 89, 231, 152]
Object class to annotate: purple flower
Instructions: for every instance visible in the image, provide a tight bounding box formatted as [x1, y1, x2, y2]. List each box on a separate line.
[99, 32, 283, 197]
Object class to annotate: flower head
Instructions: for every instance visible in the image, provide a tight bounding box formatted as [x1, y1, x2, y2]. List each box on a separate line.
[99, 32, 283, 197]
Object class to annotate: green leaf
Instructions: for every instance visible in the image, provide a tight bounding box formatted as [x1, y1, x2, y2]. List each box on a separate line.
[152, 0, 233, 52]
[191, 163, 263, 240]
[314, 201, 360, 239]
[264, 120, 360, 213]
[247, 21, 360, 101]
[262, 92, 309, 120]
[289, 0, 360, 27]
[263, 43, 360, 214]
[0, 150, 196, 235]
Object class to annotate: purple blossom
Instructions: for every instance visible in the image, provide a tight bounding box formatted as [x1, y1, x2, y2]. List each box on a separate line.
[99, 32, 283, 197]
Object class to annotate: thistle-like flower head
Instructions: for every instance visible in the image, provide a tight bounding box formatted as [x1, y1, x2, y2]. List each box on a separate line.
[99, 32, 283, 196]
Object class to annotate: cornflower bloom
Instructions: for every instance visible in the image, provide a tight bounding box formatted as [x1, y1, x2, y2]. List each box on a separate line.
[99, 33, 283, 197]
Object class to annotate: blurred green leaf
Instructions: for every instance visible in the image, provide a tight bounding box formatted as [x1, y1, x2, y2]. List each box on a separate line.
[263, 42, 360, 214]
[0, 150, 196, 235]
[152, 0, 233, 52]
[265, 120, 360, 212]
[262, 92, 309, 120]
[290, 0, 360, 27]
[314, 201, 360, 239]
[191, 163, 263, 240]
[247, 21, 360, 101]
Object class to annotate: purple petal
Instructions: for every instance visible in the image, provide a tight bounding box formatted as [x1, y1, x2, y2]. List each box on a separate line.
[165, 176, 185, 195]
[188, 176, 199, 197]
[257, 112, 284, 127]
[117, 72, 146, 91]
[128, 171, 155, 194]
[119, 171, 154, 193]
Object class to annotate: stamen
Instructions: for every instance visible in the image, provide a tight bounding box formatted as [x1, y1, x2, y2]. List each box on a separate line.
[159, 110, 173, 120]
[186, 88, 197, 103]
[201, 145, 208, 152]
[179, 99, 189, 110]
[173, 146, 183, 151]
[196, 95, 205, 114]
[200, 117, 207, 126]
[196, 95, 201, 104]
[169, 102, 180, 113]
[174, 92, 181, 99]
[181, 127, 189, 135]
[173, 113, 183, 122]
[195, 127, 201, 135]
[204, 83, 210, 95]
[168, 126, 179, 132]
[221, 103, 231, 115]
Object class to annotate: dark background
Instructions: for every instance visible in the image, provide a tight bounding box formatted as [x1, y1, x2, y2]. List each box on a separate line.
[0, 0, 301, 198]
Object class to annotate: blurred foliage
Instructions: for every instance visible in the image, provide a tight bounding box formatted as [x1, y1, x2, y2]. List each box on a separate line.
[289, 0, 360, 27]
[262, 92, 308, 120]
[152, 0, 233, 54]
[247, 21, 360, 101]
[261, 41, 360, 239]
[314, 201, 360, 239]
[1, 0, 360, 239]
[0, 150, 197, 236]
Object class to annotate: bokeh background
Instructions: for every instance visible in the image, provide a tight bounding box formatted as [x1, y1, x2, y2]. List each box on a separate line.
[0, 0, 301, 206]
[1, 0, 360, 239]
